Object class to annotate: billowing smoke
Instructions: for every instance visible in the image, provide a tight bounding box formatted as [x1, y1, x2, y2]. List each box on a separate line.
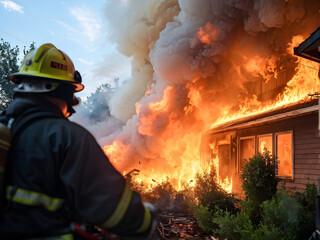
[73, 0, 320, 184]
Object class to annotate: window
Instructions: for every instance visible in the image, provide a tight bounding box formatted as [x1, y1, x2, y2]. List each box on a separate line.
[239, 137, 255, 171]
[238, 132, 293, 178]
[258, 135, 273, 154]
[276, 132, 293, 178]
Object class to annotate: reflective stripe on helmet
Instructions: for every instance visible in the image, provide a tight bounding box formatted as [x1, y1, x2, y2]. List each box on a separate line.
[136, 205, 152, 233]
[6, 185, 64, 211]
[101, 184, 133, 229]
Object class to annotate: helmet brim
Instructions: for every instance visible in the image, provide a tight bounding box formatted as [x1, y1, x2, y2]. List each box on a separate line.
[9, 73, 84, 92]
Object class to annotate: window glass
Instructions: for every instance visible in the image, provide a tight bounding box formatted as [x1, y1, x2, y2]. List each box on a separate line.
[277, 133, 293, 177]
[239, 137, 255, 171]
[258, 135, 273, 154]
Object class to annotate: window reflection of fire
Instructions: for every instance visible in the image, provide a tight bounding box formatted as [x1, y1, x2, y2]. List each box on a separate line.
[258, 136, 272, 154]
[277, 133, 292, 177]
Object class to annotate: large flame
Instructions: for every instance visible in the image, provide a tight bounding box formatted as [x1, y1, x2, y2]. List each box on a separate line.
[101, 0, 320, 194]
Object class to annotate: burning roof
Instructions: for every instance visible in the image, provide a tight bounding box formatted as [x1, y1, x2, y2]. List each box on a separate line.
[208, 98, 319, 134]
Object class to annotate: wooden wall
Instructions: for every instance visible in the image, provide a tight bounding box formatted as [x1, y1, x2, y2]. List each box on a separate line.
[289, 113, 320, 192]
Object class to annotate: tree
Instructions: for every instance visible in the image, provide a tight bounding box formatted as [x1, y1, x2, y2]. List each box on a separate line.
[0, 39, 19, 110]
[0, 39, 35, 111]
[81, 83, 114, 122]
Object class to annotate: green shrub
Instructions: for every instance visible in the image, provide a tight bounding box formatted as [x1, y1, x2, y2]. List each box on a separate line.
[240, 151, 278, 203]
[294, 183, 317, 239]
[262, 190, 301, 240]
[240, 152, 278, 225]
[212, 209, 252, 240]
[194, 167, 239, 213]
[192, 167, 239, 234]
[239, 224, 284, 240]
[241, 198, 263, 227]
[193, 204, 216, 233]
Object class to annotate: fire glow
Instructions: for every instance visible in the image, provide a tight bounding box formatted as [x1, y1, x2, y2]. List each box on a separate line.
[102, 1, 320, 195]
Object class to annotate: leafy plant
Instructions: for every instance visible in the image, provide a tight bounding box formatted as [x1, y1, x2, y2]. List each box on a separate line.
[293, 182, 317, 239]
[262, 190, 301, 240]
[0, 39, 35, 110]
[192, 166, 239, 234]
[212, 209, 252, 240]
[194, 167, 239, 213]
[240, 151, 278, 203]
[240, 151, 278, 225]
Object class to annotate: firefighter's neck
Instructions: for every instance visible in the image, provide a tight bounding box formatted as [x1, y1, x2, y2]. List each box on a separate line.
[47, 97, 70, 118]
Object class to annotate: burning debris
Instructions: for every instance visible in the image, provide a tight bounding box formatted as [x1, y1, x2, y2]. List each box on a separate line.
[153, 212, 209, 240]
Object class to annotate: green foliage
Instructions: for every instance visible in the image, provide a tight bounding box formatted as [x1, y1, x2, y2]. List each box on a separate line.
[212, 209, 252, 240]
[80, 83, 115, 122]
[240, 151, 278, 204]
[240, 151, 278, 225]
[262, 190, 301, 240]
[191, 152, 318, 240]
[0, 38, 19, 110]
[192, 167, 239, 234]
[238, 223, 284, 240]
[293, 183, 317, 239]
[0, 39, 36, 111]
[194, 167, 239, 213]
[241, 198, 263, 226]
[193, 205, 216, 233]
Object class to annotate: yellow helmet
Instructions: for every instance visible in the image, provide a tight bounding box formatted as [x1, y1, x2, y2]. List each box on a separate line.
[9, 43, 84, 92]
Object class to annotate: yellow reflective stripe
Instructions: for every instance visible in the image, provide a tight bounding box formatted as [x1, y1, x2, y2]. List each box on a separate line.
[27, 233, 73, 240]
[0, 139, 11, 149]
[60, 233, 74, 240]
[136, 205, 152, 233]
[6, 185, 64, 211]
[102, 184, 133, 228]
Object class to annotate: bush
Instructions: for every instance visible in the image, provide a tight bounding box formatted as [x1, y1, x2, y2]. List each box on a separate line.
[240, 151, 278, 225]
[194, 167, 239, 213]
[262, 190, 301, 240]
[240, 151, 278, 203]
[212, 209, 252, 240]
[293, 182, 317, 239]
[192, 167, 239, 235]
[192, 152, 317, 240]
[193, 205, 217, 233]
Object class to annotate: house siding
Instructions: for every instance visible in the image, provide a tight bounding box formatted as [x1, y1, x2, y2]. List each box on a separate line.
[292, 114, 320, 192]
[203, 110, 320, 197]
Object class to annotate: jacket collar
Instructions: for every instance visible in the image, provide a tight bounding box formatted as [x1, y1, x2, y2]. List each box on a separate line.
[6, 96, 66, 119]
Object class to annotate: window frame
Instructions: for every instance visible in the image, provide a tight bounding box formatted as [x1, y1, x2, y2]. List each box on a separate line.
[275, 131, 294, 180]
[237, 131, 294, 179]
[257, 133, 273, 155]
[238, 136, 256, 172]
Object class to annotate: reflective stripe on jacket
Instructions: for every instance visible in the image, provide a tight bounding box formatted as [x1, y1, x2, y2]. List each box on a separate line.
[6, 185, 64, 212]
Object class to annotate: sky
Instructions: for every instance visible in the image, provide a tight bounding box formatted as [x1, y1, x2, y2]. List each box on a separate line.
[0, 0, 131, 98]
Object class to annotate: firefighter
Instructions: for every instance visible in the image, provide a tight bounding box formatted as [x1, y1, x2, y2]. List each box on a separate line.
[0, 43, 155, 239]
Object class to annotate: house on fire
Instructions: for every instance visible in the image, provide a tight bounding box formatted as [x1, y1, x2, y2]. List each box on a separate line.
[200, 27, 320, 196]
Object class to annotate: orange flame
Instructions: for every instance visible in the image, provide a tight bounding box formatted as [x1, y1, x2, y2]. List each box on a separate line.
[103, 27, 319, 195]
